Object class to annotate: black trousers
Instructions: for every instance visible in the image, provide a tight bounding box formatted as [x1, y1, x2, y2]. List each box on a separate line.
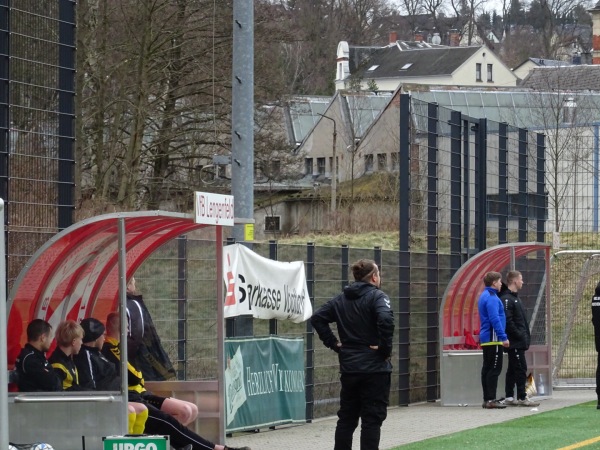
[505, 348, 528, 400]
[129, 392, 215, 450]
[481, 345, 503, 402]
[334, 372, 390, 450]
[596, 353, 600, 400]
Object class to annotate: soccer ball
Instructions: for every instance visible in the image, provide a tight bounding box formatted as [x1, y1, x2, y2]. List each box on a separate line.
[30, 444, 54, 450]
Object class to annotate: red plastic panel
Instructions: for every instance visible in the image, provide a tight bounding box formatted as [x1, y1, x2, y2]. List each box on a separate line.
[6, 212, 209, 366]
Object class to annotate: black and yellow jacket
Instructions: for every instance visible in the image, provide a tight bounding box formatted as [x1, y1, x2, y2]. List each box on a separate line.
[101, 336, 146, 394]
[48, 347, 82, 390]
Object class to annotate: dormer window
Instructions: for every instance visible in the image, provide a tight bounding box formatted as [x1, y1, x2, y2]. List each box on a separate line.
[367, 65, 379, 71]
[401, 63, 413, 70]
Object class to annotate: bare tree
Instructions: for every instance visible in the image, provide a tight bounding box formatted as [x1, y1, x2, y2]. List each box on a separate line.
[522, 71, 597, 233]
[77, 0, 233, 210]
[399, 0, 426, 35]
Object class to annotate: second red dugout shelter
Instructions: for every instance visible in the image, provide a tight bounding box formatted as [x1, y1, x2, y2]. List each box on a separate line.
[439, 242, 552, 406]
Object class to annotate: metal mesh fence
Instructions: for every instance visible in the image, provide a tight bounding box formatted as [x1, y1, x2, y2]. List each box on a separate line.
[408, 97, 546, 252]
[0, 0, 76, 286]
[134, 241, 551, 419]
[551, 251, 600, 383]
[129, 95, 551, 420]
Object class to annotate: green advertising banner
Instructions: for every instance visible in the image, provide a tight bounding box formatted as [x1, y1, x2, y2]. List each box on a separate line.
[102, 435, 169, 450]
[225, 336, 306, 431]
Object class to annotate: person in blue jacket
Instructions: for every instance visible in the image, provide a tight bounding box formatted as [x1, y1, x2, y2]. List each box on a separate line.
[478, 271, 510, 409]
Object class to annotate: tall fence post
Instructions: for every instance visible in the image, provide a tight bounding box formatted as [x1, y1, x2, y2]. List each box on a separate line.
[498, 123, 509, 244]
[374, 246, 382, 268]
[536, 132, 546, 242]
[305, 242, 315, 422]
[475, 118, 488, 252]
[0, 200, 7, 450]
[398, 93, 411, 406]
[225, 237, 236, 338]
[518, 128, 528, 242]
[269, 239, 278, 335]
[449, 111, 462, 272]
[463, 118, 471, 260]
[341, 244, 349, 291]
[426, 102, 439, 401]
[177, 235, 187, 379]
[57, 0, 76, 231]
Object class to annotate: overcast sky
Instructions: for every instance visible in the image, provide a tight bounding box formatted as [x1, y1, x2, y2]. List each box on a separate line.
[388, 0, 505, 16]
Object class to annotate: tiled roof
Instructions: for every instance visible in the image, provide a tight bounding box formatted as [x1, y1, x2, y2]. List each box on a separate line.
[521, 65, 600, 91]
[352, 45, 480, 79]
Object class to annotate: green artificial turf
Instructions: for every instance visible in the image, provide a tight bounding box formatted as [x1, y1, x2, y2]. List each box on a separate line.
[394, 402, 600, 449]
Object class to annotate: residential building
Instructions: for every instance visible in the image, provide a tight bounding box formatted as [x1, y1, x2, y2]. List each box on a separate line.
[512, 58, 573, 82]
[335, 34, 518, 92]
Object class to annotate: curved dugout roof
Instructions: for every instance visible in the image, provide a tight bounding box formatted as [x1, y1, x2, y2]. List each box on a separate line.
[439, 242, 551, 349]
[6, 211, 211, 365]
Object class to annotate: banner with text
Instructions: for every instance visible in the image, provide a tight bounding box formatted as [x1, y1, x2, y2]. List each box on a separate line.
[223, 243, 312, 323]
[225, 336, 306, 431]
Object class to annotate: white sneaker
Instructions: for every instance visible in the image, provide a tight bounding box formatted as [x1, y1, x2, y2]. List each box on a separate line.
[518, 397, 540, 407]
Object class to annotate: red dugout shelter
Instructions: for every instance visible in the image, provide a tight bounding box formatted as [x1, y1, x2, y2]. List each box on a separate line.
[4, 208, 231, 448]
[7, 211, 214, 364]
[439, 243, 552, 406]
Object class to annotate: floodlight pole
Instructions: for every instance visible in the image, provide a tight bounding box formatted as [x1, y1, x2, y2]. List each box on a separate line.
[318, 113, 337, 220]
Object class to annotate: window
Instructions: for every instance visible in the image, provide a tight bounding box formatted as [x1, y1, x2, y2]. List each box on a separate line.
[391, 153, 399, 171]
[487, 64, 493, 82]
[329, 156, 338, 179]
[364, 154, 374, 173]
[563, 97, 577, 124]
[267, 159, 280, 178]
[305, 158, 313, 176]
[255, 160, 281, 180]
[377, 153, 387, 171]
[264, 216, 281, 232]
[254, 162, 263, 179]
[317, 157, 326, 175]
[476, 63, 482, 82]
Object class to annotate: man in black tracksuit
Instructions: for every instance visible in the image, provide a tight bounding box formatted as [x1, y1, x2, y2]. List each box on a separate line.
[501, 270, 539, 406]
[592, 281, 600, 408]
[15, 319, 62, 392]
[311, 259, 394, 450]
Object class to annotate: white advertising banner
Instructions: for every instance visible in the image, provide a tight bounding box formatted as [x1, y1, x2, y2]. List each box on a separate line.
[223, 244, 312, 323]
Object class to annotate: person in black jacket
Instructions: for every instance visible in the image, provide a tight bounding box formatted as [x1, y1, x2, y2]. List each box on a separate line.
[592, 281, 600, 408]
[501, 270, 539, 407]
[311, 259, 395, 450]
[15, 319, 62, 392]
[48, 319, 86, 390]
[74, 317, 148, 434]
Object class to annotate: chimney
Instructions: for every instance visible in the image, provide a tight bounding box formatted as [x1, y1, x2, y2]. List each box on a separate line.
[590, 2, 600, 64]
[389, 31, 398, 44]
[449, 29, 460, 47]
